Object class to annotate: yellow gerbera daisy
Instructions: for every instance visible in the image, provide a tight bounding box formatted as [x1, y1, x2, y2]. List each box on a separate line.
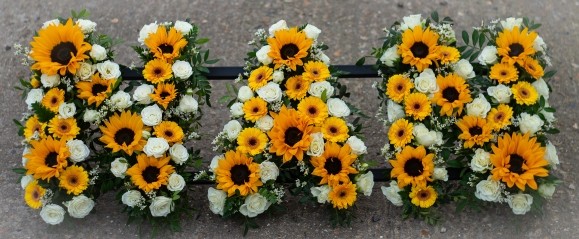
[311, 142, 358, 186]
[432, 74, 472, 116]
[302, 61, 330, 82]
[496, 27, 537, 65]
[511, 81, 539, 105]
[487, 104, 513, 130]
[215, 150, 262, 196]
[150, 83, 177, 109]
[321, 117, 349, 143]
[30, 77, 41, 88]
[126, 154, 175, 192]
[41, 88, 65, 113]
[24, 180, 45, 209]
[398, 26, 440, 72]
[242, 97, 268, 122]
[521, 57, 544, 79]
[153, 121, 184, 144]
[143, 58, 173, 83]
[456, 116, 493, 148]
[404, 93, 432, 121]
[24, 115, 46, 141]
[248, 66, 273, 91]
[328, 182, 357, 209]
[285, 75, 311, 100]
[76, 73, 115, 106]
[58, 165, 89, 195]
[144, 26, 188, 62]
[490, 63, 519, 84]
[268, 106, 318, 163]
[237, 128, 268, 156]
[48, 117, 80, 141]
[390, 145, 434, 188]
[409, 185, 437, 208]
[24, 136, 69, 180]
[297, 96, 328, 125]
[99, 111, 146, 155]
[388, 119, 414, 148]
[438, 46, 460, 64]
[386, 74, 413, 103]
[267, 27, 313, 70]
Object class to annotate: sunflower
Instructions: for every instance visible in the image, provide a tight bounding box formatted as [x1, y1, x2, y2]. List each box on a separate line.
[496, 27, 537, 65]
[487, 104, 513, 130]
[215, 150, 262, 196]
[242, 97, 268, 122]
[237, 128, 268, 156]
[24, 180, 45, 209]
[328, 182, 357, 209]
[297, 97, 328, 125]
[511, 81, 539, 105]
[490, 133, 548, 190]
[388, 119, 414, 148]
[48, 117, 80, 141]
[126, 154, 175, 192]
[521, 57, 544, 79]
[390, 145, 434, 188]
[489, 63, 519, 84]
[311, 142, 358, 186]
[41, 88, 65, 113]
[386, 74, 413, 103]
[153, 121, 184, 144]
[143, 58, 173, 83]
[432, 74, 472, 116]
[58, 165, 89, 195]
[248, 66, 273, 90]
[404, 93, 432, 121]
[144, 26, 187, 62]
[398, 26, 441, 72]
[456, 116, 493, 148]
[24, 136, 69, 180]
[302, 61, 330, 82]
[76, 73, 115, 106]
[150, 83, 177, 109]
[438, 46, 460, 64]
[409, 186, 437, 208]
[99, 111, 146, 155]
[24, 115, 46, 141]
[30, 19, 91, 76]
[285, 75, 311, 100]
[321, 117, 349, 143]
[268, 106, 318, 163]
[267, 27, 313, 70]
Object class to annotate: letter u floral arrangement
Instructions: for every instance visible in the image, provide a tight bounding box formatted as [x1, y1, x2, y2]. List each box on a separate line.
[13, 10, 560, 234]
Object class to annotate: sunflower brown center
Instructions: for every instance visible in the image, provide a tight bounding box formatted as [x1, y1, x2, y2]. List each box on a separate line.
[114, 128, 135, 145]
[45, 152, 59, 167]
[324, 157, 342, 175]
[418, 190, 430, 200]
[159, 44, 174, 54]
[509, 154, 525, 174]
[509, 43, 524, 57]
[160, 91, 170, 99]
[284, 127, 303, 146]
[404, 158, 424, 177]
[230, 164, 250, 185]
[280, 44, 299, 60]
[164, 130, 173, 137]
[442, 87, 459, 102]
[248, 138, 257, 146]
[92, 83, 108, 95]
[308, 107, 317, 115]
[143, 166, 160, 183]
[411, 42, 429, 58]
[469, 126, 483, 136]
[50, 42, 77, 65]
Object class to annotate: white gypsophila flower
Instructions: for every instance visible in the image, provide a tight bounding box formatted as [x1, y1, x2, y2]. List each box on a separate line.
[89, 44, 107, 61]
[77, 62, 95, 80]
[138, 22, 159, 44]
[380, 45, 400, 67]
[259, 161, 279, 183]
[356, 171, 374, 196]
[239, 193, 271, 218]
[230, 102, 244, 118]
[42, 19, 60, 29]
[207, 187, 227, 216]
[223, 120, 242, 140]
[40, 204, 65, 225]
[150, 196, 174, 217]
[20, 175, 34, 189]
[387, 100, 405, 123]
[500, 17, 523, 31]
[256, 45, 273, 65]
[58, 103, 76, 119]
[177, 95, 199, 114]
[470, 148, 492, 172]
[308, 81, 334, 98]
[96, 60, 121, 80]
[534, 35, 547, 52]
[174, 20, 193, 35]
[143, 137, 170, 158]
[400, 14, 423, 30]
[272, 70, 284, 84]
[172, 60, 193, 79]
[310, 185, 331, 203]
[304, 24, 321, 39]
[346, 136, 367, 155]
[133, 84, 154, 105]
[433, 167, 448, 181]
[268, 20, 288, 36]
[466, 94, 491, 118]
[326, 98, 350, 117]
[169, 143, 189, 165]
[257, 82, 282, 103]
[167, 173, 186, 192]
[544, 141, 559, 168]
[318, 52, 331, 65]
[487, 84, 512, 103]
[40, 74, 60, 88]
[507, 193, 533, 215]
[381, 181, 403, 206]
[66, 140, 90, 163]
[141, 104, 163, 126]
[518, 113, 544, 135]
[306, 132, 325, 157]
[65, 195, 94, 218]
[76, 19, 97, 34]
[538, 183, 556, 199]
[255, 115, 274, 132]
[477, 46, 498, 65]
[22, 147, 30, 166]
[412, 123, 443, 147]
[110, 157, 129, 178]
[25, 89, 44, 110]
[209, 154, 224, 172]
[414, 68, 438, 95]
[237, 86, 254, 102]
[532, 78, 550, 100]
[109, 91, 133, 110]
[453, 59, 475, 79]
[122, 190, 143, 207]
[83, 109, 99, 123]
[475, 179, 502, 202]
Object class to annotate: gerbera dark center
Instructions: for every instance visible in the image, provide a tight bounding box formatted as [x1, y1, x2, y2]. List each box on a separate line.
[45, 152, 59, 167]
[324, 157, 342, 175]
[469, 126, 483, 136]
[419, 190, 430, 200]
[252, 107, 259, 113]
[230, 164, 250, 185]
[509, 154, 525, 174]
[295, 83, 302, 90]
[280, 44, 299, 60]
[60, 124, 68, 131]
[495, 113, 504, 121]
[154, 68, 163, 75]
[33, 191, 39, 199]
[398, 129, 405, 137]
[160, 91, 170, 99]
[308, 107, 317, 115]
[256, 74, 264, 82]
[329, 127, 338, 134]
[248, 138, 257, 146]
[50, 42, 77, 65]
[69, 176, 78, 185]
[404, 158, 424, 177]
[521, 89, 529, 97]
[284, 127, 303, 146]
[313, 70, 319, 75]
[509, 43, 524, 57]
[410, 42, 429, 58]
[396, 84, 404, 91]
[92, 84, 108, 95]
[158, 44, 174, 54]
[142, 166, 160, 183]
[164, 130, 173, 137]
[413, 103, 421, 110]
[500, 71, 508, 76]
[442, 87, 459, 102]
[339, 191, 347, 197]
[51, 97, 58, 104]
[114, 128, 135, 145]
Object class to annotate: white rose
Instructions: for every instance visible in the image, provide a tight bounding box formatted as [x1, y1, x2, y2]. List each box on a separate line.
[25, 89, 44, 110]
[310, 185, 331, 203]
[327, 98, 350, 117]
[42, 19, 60, 29]
[109, 91, 133, 110]
[255, 115, 274, 132]
[256, 45, 273, 65]
[89, 44, 107, 61]
[380, 46, 400, 67]
[534, 35, 547, 52]
[304, 24, 321, 39]
[121, 190, 143, 207]
[470, 148, 492, 172]
[174, 20, 193, 35]
[412, 123, 443, 147]
[541, 102, 556, 123]
[58, 103, 76, 119]
[230, 102, 244, 118]
[433, 168, 448, 181]
[257, 82, 282, 103]
[413, 68, 438, 94]
[177, 95, 199, 114]
[237, 86, 254, 102]
[518, 113, 544, 135]
[83, 109, 99, 123]
[346, 136, 367, 155]
[318, 53, 331, 65]
[400, 14, 423, 30]
[268, 20, 288, 36]
[76, 19, 97, 34]
[65, 195, 94, 218]
[475, 179, 502, 202]
[172, 60, 193, 79]
[500, 17, 523, 30]
[532, 78, 550, 100]
[239, 193, 271, 218]
[544, 141, 559, 168]
[141, 105, 163, 126]
[308, 81, 334, 98]
[477, 46, 498, 65]
[133, 84, 154, 105]
[538, 184, 556, 199]
[356, 171, 374, 196]
[209, 155, 224, 172]
[138, 22, 159, 44]
[40, 74, 60, 88]
[169, 144, 189, 165]
[223, 120, 242, 140]
[272, 70, 284, 83]
[207, 187, 227, 216]
[20, 175, 34, 189]
[110, 157, 129, 178]
[167, 173, 186, 192]
[307, 132, 325, 157]
[507, 193, 533, 215]
[466, 94, 491, 118]
[143, 137, 170, 158]
[259, 161, 279, 183]
[76, 62, 95, 80]
[381, 181, 403, 206]
[149, 196, 174, 217]
[487, 84, 512, 103]
[40, 204, 65, 225]
[453, 59, 475, 79]
[387, 100, 405, 123]
[96, 60, 121, 80]
[66, 140, 90, 163]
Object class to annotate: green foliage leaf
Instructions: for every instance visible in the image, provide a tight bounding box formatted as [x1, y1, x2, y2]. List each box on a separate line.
[31, 102, 55, 123]
[462, 31, 469, 45]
